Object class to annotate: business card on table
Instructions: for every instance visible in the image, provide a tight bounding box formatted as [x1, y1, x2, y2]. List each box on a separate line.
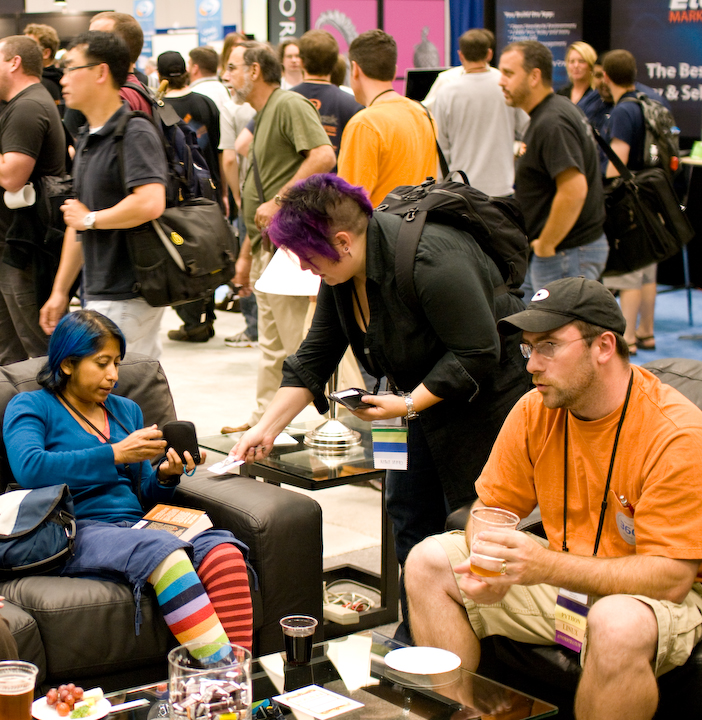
[207, 456, 244, 475]
[274, 685, 363, 719]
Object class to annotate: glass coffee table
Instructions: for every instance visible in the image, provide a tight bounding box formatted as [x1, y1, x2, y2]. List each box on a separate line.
[199, 418, 399, 637]
[103, 632, 557, 719]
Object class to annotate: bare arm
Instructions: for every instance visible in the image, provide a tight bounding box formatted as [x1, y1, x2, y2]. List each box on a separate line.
[606, 138, 631, 178]
[254, 144, 336, 230]
[231, 386, 314, 462]
[234, 127, 253, 157]
[530, 167, 588, 257]
[0, 152, 36, 193]
[222, 149, 241, 207]
[62, 183, 166, 232]
[39, 227, 83, 334]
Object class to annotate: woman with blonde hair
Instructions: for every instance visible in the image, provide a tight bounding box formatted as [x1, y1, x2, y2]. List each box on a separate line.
[557, 41, 606, 127]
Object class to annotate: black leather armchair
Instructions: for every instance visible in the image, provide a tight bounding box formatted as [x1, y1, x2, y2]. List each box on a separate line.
[0, 354, 324, 692]
[445, 358, 702, 720]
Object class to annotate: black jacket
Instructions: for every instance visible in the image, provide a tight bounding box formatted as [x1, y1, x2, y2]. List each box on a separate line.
[282, 212, 531, 509]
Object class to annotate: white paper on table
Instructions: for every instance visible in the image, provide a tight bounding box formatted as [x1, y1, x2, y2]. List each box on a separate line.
[274, 685, 363, 719]
[254, 249, 321, 296]
[273, 432, 298, 446]
[326, 634, 373, 692]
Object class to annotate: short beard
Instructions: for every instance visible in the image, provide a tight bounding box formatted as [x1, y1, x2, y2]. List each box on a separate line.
[234, 75, 253, 104]
[532, 353, 598, 412]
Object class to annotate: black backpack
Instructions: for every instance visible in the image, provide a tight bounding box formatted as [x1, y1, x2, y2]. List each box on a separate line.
[123, 81, 217, 205]
[114, 112, 237, 308]
[376, 173, 530, 314]
[620, 92, 680, 176]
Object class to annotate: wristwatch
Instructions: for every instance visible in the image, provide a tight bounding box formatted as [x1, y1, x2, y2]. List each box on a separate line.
[83, 211, 97, 230]
[403, 393, 419, 420]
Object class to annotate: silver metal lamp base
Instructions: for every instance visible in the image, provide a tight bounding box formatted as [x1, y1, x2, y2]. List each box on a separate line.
[303, 419, 362, 455]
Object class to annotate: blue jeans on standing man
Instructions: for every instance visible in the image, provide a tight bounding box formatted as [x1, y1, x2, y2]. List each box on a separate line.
[521, 233, 609, 299]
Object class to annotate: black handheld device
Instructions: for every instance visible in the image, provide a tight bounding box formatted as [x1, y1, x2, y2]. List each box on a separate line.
[162, 420, 201, 464]
[328, 388, 375, 411]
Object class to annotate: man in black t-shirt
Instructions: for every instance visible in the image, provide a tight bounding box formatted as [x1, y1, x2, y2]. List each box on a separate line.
[498, 41, 607, 296]
[291, 29, 363, 165]
[40, 31, 168, 359]
[0, 35, 65, 366]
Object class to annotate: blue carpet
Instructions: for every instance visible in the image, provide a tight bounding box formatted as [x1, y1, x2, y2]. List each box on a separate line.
[629, 285, 702, 365]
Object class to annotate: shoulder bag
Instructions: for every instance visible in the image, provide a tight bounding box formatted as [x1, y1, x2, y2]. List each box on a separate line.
[593, 128, 694, 276]
[0, 484, 76, 577]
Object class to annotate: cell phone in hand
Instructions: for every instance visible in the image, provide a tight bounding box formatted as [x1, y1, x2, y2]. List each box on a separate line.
[329, 388, 375, 411]
[162, 420, 201, 464]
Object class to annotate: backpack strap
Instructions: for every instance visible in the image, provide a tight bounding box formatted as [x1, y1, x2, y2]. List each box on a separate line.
[394, 210, 427, 315]
[414, 100, 450, 178]
[592, 125, 635, 182]
[123, 80, 182, 127]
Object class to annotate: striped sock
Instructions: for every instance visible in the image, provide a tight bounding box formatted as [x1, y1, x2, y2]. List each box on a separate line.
[149, 549, 229, 661]
[197, 544, 253, 652]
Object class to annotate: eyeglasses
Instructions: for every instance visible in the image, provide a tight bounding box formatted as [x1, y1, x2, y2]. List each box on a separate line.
[64, 62, 101, 74]
[520, 336, 595, 360]
[225, 63, 249, 72]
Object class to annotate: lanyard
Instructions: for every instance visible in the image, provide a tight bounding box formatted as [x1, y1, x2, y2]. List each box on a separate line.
[57, 391, 143, 507]
[562, 371, 634, 555]
[350, 282, 383, 395]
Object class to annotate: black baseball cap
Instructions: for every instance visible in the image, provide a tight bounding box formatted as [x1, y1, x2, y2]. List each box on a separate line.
[498, 277, 626, 336]
[157, 51, 186, 78]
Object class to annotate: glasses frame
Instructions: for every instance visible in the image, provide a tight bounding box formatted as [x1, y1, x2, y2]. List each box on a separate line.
[520, 335, 597, 360]
[64, 62, 102, 74]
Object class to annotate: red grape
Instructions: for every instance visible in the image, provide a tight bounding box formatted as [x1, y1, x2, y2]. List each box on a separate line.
[56, 702, 70, 717]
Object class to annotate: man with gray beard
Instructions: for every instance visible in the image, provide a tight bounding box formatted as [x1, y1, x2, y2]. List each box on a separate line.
[220, 42, 334, 432]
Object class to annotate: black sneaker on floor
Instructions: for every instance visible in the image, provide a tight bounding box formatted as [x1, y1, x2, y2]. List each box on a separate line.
[168, 324, 214, 343]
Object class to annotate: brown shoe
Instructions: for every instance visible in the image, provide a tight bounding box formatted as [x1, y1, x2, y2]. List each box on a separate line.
[221, 423, 251, 434]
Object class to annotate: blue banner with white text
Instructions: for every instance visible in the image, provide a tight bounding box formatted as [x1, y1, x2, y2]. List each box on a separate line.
[495, 0, 583, 90]
[611, 0, 702, 139]
[197, 0, 223, 46]
[134, 0, 155, 71]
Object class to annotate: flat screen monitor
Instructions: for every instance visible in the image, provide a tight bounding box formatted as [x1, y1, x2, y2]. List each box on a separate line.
[405, 67, 449, 102]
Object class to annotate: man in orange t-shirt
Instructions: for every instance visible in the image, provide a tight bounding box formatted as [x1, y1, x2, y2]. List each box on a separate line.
[405, 277, 702, 720]
[337, 30, 438, 207]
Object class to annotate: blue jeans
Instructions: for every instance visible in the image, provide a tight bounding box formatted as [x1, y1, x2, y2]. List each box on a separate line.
[522, 233, 609, 299]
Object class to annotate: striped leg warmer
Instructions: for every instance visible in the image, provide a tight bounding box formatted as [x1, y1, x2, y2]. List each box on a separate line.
[197, 544, 254, 652]
[149, 549, 229, 661]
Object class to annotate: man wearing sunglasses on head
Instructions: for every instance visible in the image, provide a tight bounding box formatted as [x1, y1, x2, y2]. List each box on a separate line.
[406, 276, 702, 720]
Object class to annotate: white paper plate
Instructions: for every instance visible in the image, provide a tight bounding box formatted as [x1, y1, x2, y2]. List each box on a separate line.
[32, 697, 112, 720]
[384, 647, 461, 675]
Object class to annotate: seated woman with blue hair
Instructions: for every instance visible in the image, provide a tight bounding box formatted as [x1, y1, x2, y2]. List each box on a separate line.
[3, 309, 253, 658]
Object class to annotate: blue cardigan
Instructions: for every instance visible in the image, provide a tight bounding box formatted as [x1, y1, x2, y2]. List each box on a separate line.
[4, 389, 176, 523]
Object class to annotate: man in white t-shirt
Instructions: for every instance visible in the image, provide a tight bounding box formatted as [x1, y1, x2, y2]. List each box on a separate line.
[188, 46, 230, 112]
[433, 29, 528, 197]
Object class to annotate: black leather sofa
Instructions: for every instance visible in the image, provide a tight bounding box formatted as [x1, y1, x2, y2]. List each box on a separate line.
[446, 358, 702, 720]
[0, 354, 324, 692]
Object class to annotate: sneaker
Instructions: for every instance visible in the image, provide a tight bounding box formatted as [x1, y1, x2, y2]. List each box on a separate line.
[168, 324, 214, 343]
[224, 331, 258, 348]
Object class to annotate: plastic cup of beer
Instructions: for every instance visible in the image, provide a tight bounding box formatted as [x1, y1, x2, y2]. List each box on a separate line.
[470, 507, 520, 577]
[0, 661, 38, 720]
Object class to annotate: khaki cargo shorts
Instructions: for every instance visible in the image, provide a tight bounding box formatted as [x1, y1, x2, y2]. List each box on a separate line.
[434, 530, 702, 676]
